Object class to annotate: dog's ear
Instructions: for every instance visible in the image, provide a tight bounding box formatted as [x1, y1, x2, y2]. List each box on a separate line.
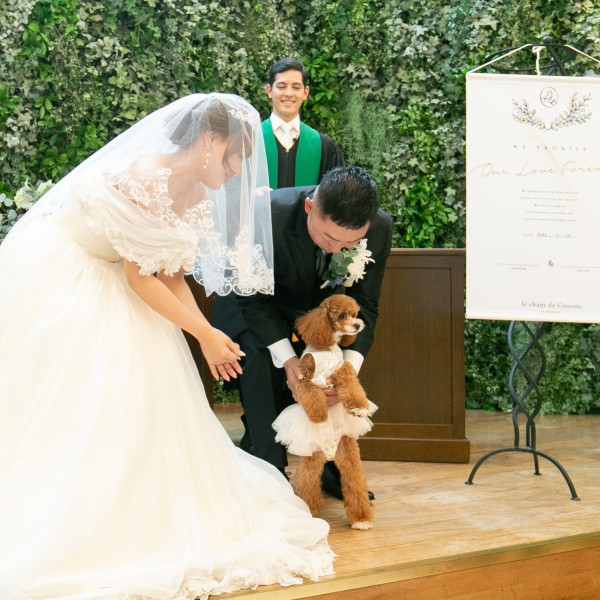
[295, 306, 336, 349]
[338, 334, 357, 347]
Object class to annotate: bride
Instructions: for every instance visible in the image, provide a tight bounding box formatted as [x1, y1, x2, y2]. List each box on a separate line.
[0, 93, 334, 600]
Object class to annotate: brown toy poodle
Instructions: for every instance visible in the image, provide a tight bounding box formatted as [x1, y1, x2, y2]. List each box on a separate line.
[275, 294, 374, 530]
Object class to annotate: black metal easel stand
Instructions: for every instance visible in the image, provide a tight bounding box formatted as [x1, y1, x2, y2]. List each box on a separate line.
[465, 321, 579, 500]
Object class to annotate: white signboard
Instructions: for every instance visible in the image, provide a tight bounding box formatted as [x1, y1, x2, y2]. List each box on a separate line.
[466, 72, 600, 323]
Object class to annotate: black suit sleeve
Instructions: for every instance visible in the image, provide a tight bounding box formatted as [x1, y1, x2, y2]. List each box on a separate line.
[236, 292, 289, 349]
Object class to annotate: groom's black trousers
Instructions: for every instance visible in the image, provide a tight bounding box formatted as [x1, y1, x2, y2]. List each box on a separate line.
[234, 328, 293, 470]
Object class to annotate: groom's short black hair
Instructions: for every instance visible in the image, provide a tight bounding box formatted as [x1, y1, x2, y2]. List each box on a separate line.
[314, 166, 379, 229]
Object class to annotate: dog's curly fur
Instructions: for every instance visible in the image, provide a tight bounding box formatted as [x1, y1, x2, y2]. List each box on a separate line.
[292, 295, 373, 530]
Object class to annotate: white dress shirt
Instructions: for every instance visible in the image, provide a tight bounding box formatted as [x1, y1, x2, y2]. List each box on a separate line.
[270, 113, 300, 150]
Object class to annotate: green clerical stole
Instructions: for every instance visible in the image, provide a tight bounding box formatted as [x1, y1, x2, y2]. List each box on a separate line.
[262, 119, 321, 189]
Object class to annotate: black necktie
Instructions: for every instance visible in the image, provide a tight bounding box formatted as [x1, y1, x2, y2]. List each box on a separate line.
[315, 248, 327, 278]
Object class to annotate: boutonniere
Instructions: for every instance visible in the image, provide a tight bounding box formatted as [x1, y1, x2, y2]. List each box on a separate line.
[320, 239, 374, 289]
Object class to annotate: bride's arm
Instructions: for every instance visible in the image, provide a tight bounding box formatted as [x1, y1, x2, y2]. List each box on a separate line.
[123, 259, 243, 381]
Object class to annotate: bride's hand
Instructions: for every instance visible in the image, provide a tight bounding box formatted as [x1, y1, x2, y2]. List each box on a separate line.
[198, 326, 244, 381]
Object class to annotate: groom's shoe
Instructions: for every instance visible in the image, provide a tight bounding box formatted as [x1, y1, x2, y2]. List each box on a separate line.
[321, 462, 375, 501]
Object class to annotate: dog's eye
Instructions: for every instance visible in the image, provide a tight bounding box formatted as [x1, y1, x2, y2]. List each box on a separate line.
[338, 314, 345, 320]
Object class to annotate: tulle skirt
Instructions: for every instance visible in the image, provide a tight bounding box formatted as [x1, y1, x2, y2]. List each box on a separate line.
[273, 400, 378, 460]
[0, 215, 334, 600]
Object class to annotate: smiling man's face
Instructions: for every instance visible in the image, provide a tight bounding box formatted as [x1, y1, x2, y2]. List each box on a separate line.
[266, 69, 309, 122]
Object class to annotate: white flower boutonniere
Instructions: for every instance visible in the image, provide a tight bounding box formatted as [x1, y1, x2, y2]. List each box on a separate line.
[320, 238, 374, 289]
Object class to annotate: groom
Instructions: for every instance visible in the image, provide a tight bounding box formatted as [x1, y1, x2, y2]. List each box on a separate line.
[212, 166, 393, 498]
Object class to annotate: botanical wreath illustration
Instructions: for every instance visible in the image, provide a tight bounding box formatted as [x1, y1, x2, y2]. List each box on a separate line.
[512, 92, 592, 131]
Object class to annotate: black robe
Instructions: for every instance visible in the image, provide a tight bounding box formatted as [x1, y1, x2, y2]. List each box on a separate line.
[273, 133, 346, 189]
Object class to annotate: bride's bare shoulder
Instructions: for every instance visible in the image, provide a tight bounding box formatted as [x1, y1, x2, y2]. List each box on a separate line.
[127, 154, 168, 178]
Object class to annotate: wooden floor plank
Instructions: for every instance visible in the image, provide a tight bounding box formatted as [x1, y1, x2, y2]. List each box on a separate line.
[213, 406, 600, 599]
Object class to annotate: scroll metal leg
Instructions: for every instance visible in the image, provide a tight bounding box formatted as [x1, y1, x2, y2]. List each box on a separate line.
[465, 321, 579, 501]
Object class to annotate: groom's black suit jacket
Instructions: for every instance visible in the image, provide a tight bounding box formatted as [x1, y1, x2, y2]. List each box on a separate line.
[235, 185, 393, 357]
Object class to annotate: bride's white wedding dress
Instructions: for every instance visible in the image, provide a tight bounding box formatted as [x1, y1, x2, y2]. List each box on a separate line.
[0, 173, 334, 600]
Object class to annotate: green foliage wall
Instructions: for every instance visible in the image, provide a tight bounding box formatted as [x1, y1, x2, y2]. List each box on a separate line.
[1, 0, 599, 413]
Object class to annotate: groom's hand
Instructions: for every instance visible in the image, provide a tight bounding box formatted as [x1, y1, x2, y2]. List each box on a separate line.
[284, 357, 340, 407]
[323, 377, 341, 407]
[284, 356, 303, 402]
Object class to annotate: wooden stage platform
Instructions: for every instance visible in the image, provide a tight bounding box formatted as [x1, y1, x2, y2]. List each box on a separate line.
[213, 405, 600, 599]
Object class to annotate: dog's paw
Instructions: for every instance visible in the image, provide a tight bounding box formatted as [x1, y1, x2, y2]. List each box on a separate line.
[351, 521, 373, 531]
[348, 407, 369, 418]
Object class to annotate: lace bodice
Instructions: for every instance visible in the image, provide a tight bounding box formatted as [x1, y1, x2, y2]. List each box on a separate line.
[70, 170, 205, 277]
[54, 168, 274, 295]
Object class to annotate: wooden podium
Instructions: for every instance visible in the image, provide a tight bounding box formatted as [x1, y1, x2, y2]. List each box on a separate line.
[358, 249, 470, 463]
[185, 247, 470, 464]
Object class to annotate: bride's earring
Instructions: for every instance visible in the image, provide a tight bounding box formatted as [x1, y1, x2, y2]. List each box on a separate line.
[203, 133, 213, 170]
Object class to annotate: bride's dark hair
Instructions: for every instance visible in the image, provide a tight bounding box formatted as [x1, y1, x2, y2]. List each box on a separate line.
[170, 95, 254, 168]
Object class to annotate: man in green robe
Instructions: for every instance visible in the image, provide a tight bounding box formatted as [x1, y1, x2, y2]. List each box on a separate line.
[262, 57, 345, 189]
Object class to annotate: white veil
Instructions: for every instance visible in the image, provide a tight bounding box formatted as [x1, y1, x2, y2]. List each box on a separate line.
[24, 93, 274, 296]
